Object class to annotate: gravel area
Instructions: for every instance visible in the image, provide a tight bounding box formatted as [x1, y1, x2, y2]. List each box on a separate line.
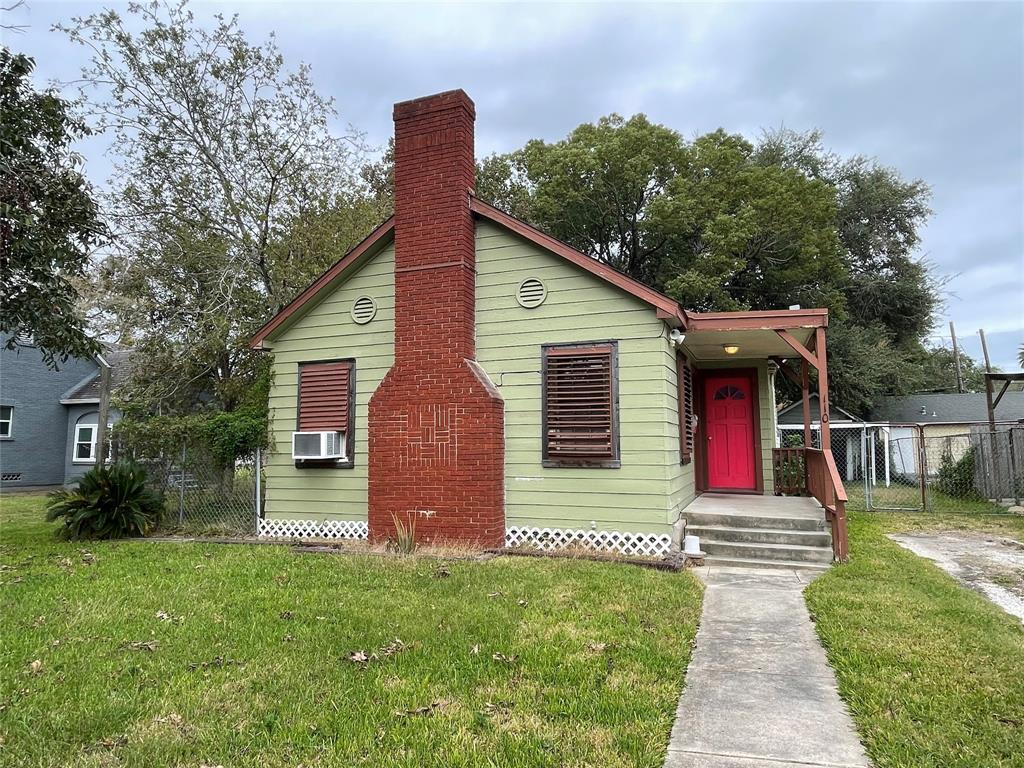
[889, 532, 1024, 622]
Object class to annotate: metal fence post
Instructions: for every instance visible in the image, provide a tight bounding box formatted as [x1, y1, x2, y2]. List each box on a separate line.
[917, 424, 929, 512]
[178, 443, 186, 526]
[254, 446, 262, 534]
[1009, 427, 1020, 506]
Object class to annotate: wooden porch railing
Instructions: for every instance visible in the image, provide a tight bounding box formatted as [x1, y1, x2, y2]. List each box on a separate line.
[772, 447, 849, 562]
[772, 447, 806, 495]
[805, 448, 849, 562]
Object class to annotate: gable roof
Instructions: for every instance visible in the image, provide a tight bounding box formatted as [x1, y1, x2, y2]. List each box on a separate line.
[250, 199, 687, 350]
[468, 198, 686, 323]
[777, 393, 860, 424]
[59, 348, 133, 404]
[869, 392, 1024, 424]
[250, 217, 396, 350]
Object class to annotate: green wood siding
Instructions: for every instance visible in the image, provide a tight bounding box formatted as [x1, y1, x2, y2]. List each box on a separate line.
[260, 222, 710, 535]
[262, 243, 395, 521]
[475, 221, 680, 535]
[667, 351, 697, 517]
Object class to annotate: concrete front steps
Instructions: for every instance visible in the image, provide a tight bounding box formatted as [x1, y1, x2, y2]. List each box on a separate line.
[682, 494, 834, 572]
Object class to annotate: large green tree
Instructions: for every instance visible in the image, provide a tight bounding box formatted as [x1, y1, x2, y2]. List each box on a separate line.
[0, 48, 105, 367]
[475, 118, 938, 413]
[63, 1, 373, 413]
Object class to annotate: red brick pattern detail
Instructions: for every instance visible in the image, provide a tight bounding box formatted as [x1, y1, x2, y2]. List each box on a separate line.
[368, 90, 505, 547]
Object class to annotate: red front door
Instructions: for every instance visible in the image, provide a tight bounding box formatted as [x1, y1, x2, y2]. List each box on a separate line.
[704, 374, 757, 490]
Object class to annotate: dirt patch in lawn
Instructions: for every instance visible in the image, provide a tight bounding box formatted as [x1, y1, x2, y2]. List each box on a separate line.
[889, 532, 1024, 622]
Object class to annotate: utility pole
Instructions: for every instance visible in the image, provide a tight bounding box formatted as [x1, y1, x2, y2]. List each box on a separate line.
[980, 328, 995, 432]
[979, 328, 1004, 501]
[949, 321, 964, 394]
[95, 355, 112, 467]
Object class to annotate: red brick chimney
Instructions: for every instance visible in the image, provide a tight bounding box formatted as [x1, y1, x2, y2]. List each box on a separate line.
[367, 90, 505, 547]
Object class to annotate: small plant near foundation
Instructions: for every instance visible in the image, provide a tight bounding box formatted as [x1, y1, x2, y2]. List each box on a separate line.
[388, 513, 417, 555]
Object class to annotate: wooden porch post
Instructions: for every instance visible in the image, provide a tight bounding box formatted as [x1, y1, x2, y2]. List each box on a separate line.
[801, 361, 812, 449]
[815, 327, 831, 452]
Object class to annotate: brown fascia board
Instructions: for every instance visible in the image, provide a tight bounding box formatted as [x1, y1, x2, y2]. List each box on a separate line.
[470, 197, 686, 325]
[683, 308, 829, 332]
[249, 217, 396, 350]
[251, 199, 689, 350]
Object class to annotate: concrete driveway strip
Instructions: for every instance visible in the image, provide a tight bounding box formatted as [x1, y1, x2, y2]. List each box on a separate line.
[664, 566, 871, 768]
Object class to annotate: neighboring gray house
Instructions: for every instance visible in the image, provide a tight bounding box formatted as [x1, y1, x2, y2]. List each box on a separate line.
[776, 394, 863, 481]
[869, 392, 1024, 426]
[0, 334, 129, 488]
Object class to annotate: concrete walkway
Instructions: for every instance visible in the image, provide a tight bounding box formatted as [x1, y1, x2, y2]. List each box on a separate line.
[664, 566, 871, 768]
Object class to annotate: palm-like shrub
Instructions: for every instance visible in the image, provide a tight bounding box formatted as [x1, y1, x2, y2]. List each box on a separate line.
[46, 461, 164, 539]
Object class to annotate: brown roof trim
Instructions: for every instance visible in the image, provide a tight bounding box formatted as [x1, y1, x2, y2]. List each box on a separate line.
[684, 308, 828, 332]
[249, 217, 395, 350]
[470, 197, 685, 324]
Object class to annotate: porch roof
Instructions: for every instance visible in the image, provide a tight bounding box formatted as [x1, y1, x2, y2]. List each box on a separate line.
[680, 309, 827, 363]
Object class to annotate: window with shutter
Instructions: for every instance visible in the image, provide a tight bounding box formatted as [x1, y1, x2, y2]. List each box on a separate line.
[297, 360, 355, 465]
[542, 342, 619, 468]
[677, 353, 695, 464]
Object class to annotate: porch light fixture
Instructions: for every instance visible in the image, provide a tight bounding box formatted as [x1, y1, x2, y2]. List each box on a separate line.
[722, 344, 740, 355]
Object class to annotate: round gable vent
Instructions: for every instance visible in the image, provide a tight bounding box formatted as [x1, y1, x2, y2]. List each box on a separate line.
[351, 296, 377, 324]
[516, 277, 547, 308]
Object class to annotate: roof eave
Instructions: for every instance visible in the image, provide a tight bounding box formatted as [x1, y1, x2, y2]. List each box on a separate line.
[249, 216, 396, 350]
[470, 197, 686, 326]
[683, 308, 829, 332]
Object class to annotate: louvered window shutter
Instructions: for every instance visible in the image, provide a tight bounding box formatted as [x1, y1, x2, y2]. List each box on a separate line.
[299, 362, 352, 432]
[677, 353, 694, 463]
[543, 344, 618, 466]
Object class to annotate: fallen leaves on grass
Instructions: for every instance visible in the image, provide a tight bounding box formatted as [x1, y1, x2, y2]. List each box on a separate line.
[435, 565, 451, 578]
[587, 642, 609, 653]
[155, 609, 183, 624]
[153, 713, 186, 730]
[93, 735, 127, 751]
[491, 652, 517, 664]
[27, 659, 42, 675]
[394, 699, 448, 718]
[482, 701, 513, 721]
[123, 640, 160, 652]
[347, 638, 412, 666]
[187, 656, 242, 671]
[379, 638, 406, 657]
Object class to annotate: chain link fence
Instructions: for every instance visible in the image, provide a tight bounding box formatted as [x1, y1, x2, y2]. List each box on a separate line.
[779, 422, 1024, 515]
[123, 442, 264, 535]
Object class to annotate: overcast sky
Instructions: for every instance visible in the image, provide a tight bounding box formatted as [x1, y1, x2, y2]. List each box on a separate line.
[5, 0, 1022, 372]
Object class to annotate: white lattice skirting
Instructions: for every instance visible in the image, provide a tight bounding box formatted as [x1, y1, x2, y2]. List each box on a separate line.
[505, 526, 672, 557]
[258, 518, 368, 540]
[257, 518, 671, 557]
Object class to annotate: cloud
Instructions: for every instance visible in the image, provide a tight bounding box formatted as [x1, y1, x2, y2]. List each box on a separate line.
[9, 0, 1022, 369]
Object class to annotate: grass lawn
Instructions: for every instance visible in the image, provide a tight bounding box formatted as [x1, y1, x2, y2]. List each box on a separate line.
[805, 511, 1024, 768]
[846, 483, 1012, 516]
[0, 494, 702, 768]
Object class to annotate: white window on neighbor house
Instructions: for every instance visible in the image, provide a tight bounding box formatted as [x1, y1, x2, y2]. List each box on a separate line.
[74, 424, 98, 463]
[0, 406, 12, 438]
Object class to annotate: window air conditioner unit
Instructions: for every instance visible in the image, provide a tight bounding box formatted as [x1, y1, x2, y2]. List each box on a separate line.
[292, 431, 345, 460]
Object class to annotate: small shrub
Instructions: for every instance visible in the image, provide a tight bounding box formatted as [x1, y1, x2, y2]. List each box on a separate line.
[934, 447, 979, 499]
[46, 461, 164, 539]
[388, 513, 417, 555]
